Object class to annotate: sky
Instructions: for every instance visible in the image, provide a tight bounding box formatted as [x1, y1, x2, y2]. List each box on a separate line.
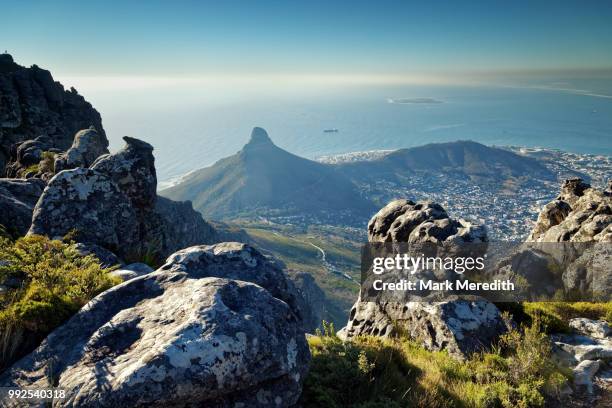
[2, 0, 612, 81]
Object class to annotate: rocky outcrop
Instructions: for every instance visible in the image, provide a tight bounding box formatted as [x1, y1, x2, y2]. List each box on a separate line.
[91, 136, 156, 210]
[28, 167, 140, 253]
[368, 199, 487, 243]
[110, 262, 154, 282]
[286, 270, 327, 333]
[0, 53, 105, 174]
[5, 135, 60, 179]
[569, 318, 610, 339]
[0, 243, 310, 408]
[0, 178, 45, 235]
[54, 126, 109, 172]
[342, 199, 506, 359]
[528, 178, 611, 243]
[155, 196, 218, 256]
[29, 137, 218, 261]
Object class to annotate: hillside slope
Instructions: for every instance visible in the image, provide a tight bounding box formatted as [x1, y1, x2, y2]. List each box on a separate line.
[160, 128, 375, 222]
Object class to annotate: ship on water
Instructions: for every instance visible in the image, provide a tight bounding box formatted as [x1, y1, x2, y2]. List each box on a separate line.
[323, 128, 339, 133]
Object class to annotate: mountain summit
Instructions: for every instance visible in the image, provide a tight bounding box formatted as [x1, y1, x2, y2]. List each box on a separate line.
[160, 128, 375, 223]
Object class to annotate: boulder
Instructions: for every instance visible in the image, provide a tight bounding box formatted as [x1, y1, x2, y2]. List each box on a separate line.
[28, 167, 140, 257]
[570, 318, 610, 340]
[5, 135, 60, 179]
[158, 242, 307, 323]
[91, 136, 156, 210]
[29, 137, 219, 262]
[344, 199, 506, 359]
[0, 274, 309, 407]
[528, 178, 611, 243]
[0, 54, 105, 174]
[368, 199, 486, 243]
[0, 178, 45, 235]
[54, 126, 109, 172]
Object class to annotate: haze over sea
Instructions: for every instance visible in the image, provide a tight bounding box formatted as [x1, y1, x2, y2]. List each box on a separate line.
[59, 77, 612, 185]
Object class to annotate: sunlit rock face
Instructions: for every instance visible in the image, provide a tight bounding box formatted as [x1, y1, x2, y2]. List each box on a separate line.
[0, 243, 310, 408]
[342, 199, 508, 360]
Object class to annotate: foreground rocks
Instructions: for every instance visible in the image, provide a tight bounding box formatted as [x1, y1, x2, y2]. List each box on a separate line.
[0, 53, 104, 174]
[54, 126, 109, 172]
[0, 243, 310, 407]
[551, 317, 612, 395]
[342, 199, 507, 359]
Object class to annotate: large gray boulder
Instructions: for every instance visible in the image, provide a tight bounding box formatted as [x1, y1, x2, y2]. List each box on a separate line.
[343, 199, 507, 359]
[0, 53, 105, 175]
[54, 126, 109, 172]
[0, 178, 45, 235]
[29, 137, 219, 261]
[28, 167, 140, 256]
[0, 270, 310, 407]
[159, 242, 307, 324]
[91, 136, 156, 210]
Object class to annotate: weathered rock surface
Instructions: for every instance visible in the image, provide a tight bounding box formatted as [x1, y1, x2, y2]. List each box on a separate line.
[286, 270, 327, 333]
[344, 199, 506, 359]
[91, 136, 156, 210]
[159, 242, 307, 323]
[0, 244, 310, 408]
[0, 53, 104, 174]
[0, 178, 45, 235]
[5, 135, 60, 178]
[29, 137, 218, 261]
[54, 126, 109, 172]
[368, 199, 487, 243]
[28, 167, 140, 256]
[528, 178, 611, 243]
[73, 242, 123, 268]
[570, 318, 611, 340]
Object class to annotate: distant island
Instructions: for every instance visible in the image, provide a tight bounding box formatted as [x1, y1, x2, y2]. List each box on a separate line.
[387, 97, 444, 104]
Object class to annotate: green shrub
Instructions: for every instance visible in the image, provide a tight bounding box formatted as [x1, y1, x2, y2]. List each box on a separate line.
[302, 318, 569, 408]
[0, 235, 120, 370]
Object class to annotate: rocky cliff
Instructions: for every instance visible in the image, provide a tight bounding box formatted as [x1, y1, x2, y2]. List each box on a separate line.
[0, 54, 105, 175]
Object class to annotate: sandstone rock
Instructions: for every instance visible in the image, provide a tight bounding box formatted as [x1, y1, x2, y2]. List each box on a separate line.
[345, 199, 504, 359]
[569, 318, 611, 339]
[0, 271, 309, 407]
[54, 126, 109, 172]
[368, 199, 486, 243]
[344, 296, 508, 359]
[28, 167, 140, 257]
[159, 242, 307, 324]
[528, 178, 611, 243]
[0, 54, 104, 174]
[0, 178, 45, 235]
[91, 136, 156, 210]
[110, 262, 154, 282]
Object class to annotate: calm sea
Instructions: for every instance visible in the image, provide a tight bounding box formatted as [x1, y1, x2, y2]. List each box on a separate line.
[62, 80, 612, 184]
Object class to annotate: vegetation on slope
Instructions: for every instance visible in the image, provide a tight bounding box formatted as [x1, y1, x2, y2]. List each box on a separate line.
[0, 234, 120, 371]
[302, 321, 569, 408]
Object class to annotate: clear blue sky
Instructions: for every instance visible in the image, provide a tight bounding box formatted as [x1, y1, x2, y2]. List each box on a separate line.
[2, 0, 612, 77]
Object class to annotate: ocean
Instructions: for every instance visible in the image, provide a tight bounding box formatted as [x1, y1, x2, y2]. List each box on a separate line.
[58, 78, 612, 185]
